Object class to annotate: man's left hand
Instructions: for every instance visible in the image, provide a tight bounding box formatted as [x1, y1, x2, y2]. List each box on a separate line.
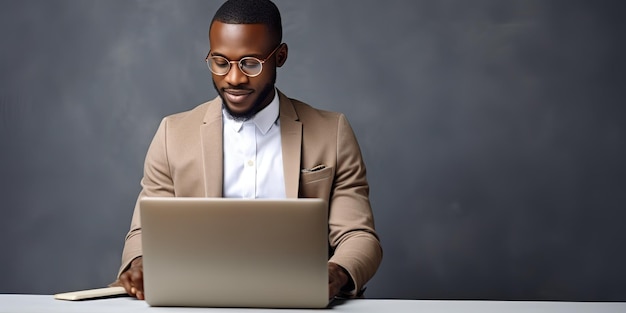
[328, 262, 350, 299]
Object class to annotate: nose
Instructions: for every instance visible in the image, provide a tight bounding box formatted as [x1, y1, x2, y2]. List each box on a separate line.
[224, 61, 249, 86]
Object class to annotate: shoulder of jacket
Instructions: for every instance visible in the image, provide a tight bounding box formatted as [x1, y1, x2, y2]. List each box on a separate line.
[288, 97, 344, 121]
[162, 99, 216, 124]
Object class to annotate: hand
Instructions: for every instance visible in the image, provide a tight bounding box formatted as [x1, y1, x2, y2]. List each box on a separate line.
[117, 257, 145, 300]
[328, 262, 350, 299]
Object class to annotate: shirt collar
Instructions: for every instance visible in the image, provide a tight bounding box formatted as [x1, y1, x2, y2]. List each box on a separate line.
[223, 88, 279, 134]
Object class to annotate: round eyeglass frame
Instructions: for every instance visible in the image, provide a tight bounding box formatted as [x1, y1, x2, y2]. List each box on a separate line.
[205, 44, 282, 78]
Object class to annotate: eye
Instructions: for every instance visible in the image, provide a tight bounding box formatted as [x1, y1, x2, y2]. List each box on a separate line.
[241, 58, 261, 69]
[212, 57, 229, 67]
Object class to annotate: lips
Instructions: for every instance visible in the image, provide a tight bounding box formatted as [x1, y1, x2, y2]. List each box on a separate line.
[223, 88, 253, 104]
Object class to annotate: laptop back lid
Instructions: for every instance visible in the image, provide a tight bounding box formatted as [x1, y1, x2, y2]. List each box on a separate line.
[140, 197, 328, 308]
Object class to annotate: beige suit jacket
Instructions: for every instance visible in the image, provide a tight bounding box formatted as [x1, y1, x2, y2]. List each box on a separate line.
[119, 91, 382, 295]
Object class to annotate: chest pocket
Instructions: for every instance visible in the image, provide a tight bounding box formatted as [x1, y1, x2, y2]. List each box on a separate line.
[299, 166, 334, 200]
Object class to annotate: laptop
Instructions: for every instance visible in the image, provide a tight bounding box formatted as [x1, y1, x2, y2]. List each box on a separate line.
[139, 197, 329, 308]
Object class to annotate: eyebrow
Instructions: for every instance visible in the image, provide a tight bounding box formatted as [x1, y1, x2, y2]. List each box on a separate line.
[209, 50, 266, 59]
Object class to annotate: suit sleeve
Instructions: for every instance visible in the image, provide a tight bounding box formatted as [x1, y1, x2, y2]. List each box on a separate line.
[327, 114, 383, 296]
[117, 118, 175, 277]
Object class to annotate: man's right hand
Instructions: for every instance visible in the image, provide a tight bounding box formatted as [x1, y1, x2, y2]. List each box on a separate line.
[116, 257, 145, 300]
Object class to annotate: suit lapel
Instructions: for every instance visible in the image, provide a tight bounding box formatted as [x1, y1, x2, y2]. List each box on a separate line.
[278, 91, 302, 198]
[201, 97, 224, 197]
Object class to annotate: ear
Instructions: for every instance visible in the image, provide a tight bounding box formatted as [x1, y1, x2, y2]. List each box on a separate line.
[275, 43, 288, 67]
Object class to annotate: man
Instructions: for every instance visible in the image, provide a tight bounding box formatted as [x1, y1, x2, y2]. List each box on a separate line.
[113, 0, 382, 300]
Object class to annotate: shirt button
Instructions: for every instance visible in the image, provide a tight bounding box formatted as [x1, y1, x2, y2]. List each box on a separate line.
[247, 160, 254, 166]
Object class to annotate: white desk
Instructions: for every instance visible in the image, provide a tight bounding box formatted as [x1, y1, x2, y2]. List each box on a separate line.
[1, 295, 625, 313]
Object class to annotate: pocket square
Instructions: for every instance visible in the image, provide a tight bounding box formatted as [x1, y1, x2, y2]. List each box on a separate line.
[301, 164, 326, 173]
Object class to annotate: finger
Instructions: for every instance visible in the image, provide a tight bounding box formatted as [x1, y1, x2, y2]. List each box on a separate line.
[130, 266, 145, 299]
[119, 272, 134, 296]
[119, 272, 131, 294]
[328, 265, 339, 298]
[328, 273, 340, 299]
[329, 281, 340, 299]
[130, 268, 144, 291]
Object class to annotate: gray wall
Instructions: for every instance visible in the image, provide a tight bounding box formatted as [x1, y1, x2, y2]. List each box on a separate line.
[1, 0, 625, 301]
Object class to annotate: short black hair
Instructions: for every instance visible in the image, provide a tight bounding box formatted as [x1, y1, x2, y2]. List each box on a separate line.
[211, 0, 282, 45]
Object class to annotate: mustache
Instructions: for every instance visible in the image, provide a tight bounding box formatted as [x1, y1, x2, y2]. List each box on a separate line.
[222, 87, 253, 91]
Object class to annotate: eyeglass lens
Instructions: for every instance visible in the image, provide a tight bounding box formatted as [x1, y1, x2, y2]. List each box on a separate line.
[207, 57, 263, 77]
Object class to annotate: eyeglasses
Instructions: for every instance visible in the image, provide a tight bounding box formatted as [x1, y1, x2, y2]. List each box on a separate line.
[205, 44, 281, 77]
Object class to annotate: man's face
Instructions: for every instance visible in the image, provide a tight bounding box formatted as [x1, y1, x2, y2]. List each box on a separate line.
[209, 21, 283, 120]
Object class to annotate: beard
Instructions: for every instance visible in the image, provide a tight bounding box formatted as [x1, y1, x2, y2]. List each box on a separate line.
[213, 70, 277, 122]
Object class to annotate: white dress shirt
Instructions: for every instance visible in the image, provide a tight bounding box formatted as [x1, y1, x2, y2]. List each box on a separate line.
[222, 90, 286, 199]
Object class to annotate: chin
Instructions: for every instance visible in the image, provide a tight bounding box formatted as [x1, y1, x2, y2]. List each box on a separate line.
[222, 100, 258, 121]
